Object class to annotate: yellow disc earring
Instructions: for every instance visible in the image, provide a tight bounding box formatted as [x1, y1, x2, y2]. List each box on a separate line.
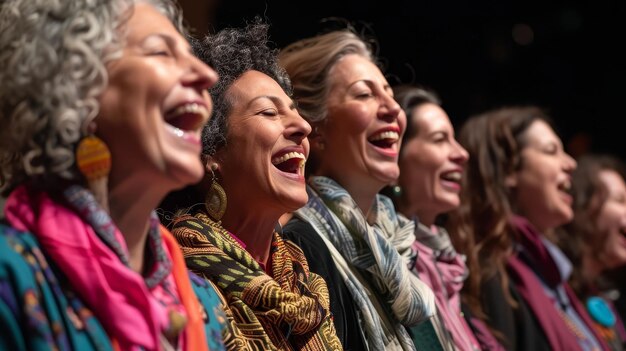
[76, 133, 111, 211]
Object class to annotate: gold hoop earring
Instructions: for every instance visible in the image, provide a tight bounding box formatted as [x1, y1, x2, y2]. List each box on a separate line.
[205, 163, 227, 221]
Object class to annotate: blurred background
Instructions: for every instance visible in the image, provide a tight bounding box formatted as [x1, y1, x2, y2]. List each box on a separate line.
[179, 0, 626, 160]
[0, 0, 624, 211]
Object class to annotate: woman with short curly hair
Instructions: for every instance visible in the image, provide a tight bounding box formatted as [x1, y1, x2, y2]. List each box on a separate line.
[0, 0, 226, 350]
[161, 22, 342, 351]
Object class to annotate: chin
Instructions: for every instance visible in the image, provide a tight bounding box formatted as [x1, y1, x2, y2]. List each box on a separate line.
[166, 163, 205, 190]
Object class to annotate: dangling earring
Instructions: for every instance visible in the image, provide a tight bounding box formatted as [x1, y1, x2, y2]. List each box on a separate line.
[391, 185, 402, 198]
[205, 163, 227, 221]
[76, 122, 111, 211]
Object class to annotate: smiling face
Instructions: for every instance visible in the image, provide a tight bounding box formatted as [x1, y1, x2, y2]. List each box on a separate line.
[96, 3, 217, 193]
[317, 54, 405, 192]
[594, 169, 626, 270]
[398, 103, 468, 225]
[216, 70, 311, 215]
[509, 119, 577, 232]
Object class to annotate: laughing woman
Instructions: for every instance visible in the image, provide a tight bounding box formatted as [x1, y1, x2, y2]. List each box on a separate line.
[163, 23, 342, 350]
[0, 0, 225, 350]
[279, 31, 438, 350]
[449, 106, 610, 351]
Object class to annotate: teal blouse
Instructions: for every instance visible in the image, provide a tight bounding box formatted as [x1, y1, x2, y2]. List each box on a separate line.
[0, 224, 226, 350]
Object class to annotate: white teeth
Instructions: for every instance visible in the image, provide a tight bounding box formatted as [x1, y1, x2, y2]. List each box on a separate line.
[369, 131, 399, 142]
[169, 102, 209, 121]
[272, 152, 306, 165]
[165, 123, 185, 137]
[442, 171, 462, 182]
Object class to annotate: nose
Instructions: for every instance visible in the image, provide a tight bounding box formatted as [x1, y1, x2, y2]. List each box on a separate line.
[378, 92, 402, 122]
[284, 108, 312, 144]
[451, 139, 469, 165]
[182, 54, 219, 93]
[563, 152, 577, 173]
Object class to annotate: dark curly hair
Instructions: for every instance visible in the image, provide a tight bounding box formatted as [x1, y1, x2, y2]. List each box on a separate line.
[158, 20, 291, 223]
[193, 20, 292, 157]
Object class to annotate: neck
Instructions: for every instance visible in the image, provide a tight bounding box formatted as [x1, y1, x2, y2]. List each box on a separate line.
[221, 209, 278, 268]
[108, 177, 167, 274]
[401, 204, 437, 228]
[316, 172, 381, 220]
[582, 252, 603, 283]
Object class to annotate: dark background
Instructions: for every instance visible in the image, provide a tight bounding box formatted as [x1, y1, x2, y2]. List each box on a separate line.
[178, 0, 626, 160]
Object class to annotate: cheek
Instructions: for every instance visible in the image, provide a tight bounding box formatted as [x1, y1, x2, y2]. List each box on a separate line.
[330, 103, 373, 135]
[596, 206, 621, 232]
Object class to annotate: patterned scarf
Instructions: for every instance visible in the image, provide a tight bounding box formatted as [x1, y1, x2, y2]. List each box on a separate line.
[171, 212, 342, 351]
[294, 176, 437, 351]
[414, 223, 460, 264]
[4, 185, 208, 351]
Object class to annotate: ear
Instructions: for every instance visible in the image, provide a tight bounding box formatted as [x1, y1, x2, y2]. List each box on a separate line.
[310, 123, 326, 151]
[505, 173, 518, 188]
[202, 155, 220, 174]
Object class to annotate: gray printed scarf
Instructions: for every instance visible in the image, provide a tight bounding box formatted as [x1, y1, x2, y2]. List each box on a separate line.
[295, 176, 437, 351]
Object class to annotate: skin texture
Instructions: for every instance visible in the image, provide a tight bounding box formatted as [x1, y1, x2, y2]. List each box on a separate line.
[508, 119, 577, 233]
[316, 54, 405, 214]
[97, 3, 217, 271]
[214, 70, 311, 265]
[592, 169, 626, 270]
[398, 103, 469, 226]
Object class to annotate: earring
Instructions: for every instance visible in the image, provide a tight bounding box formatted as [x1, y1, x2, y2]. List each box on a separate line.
[76, 125, 111, 211]
[205, 163, 227, 221]
[318, 141, 326, 150]
[391, 185, 402, 198]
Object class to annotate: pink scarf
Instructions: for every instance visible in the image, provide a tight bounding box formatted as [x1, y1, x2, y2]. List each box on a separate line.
[4, 186, 177, 350]
[508, 215, 610, 351]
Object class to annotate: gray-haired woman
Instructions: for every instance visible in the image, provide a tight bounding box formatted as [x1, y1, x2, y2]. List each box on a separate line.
[0, 0, 225, 349]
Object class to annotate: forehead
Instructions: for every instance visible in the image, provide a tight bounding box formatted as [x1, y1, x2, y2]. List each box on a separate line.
[598, 169, 626, 192]
[328, 54, 387, 87]
[124, 3, 182, 44]
[522, 119, 559, 145]
[228, 70, 288, 102]
[411, 103, 451, 133]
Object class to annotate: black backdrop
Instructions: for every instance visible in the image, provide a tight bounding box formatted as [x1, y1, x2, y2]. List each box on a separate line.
[205, 0, 626, 160]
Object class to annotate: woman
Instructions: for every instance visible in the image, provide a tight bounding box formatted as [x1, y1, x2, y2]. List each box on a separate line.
[164, 23, 342, 350]
[449, 106, 610, 351]
[0, 0, 225, 350]
[388, 85, 498, 351]
[279, 31, 439, 351]
[558, 154, 626, 350]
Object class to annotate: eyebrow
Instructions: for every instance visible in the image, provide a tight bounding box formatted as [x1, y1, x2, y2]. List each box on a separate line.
[347, 79, 392, 93]
[141, 33, 191, 52]
[248, 95, 297, 110]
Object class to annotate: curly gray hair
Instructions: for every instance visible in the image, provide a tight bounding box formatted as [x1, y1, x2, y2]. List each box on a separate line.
[0, 0, 183, 193]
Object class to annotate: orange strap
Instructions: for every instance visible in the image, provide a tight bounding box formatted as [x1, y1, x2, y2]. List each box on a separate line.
[161, 225, 210, 351]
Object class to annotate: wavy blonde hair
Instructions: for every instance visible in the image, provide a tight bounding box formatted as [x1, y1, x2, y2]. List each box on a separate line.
[279, 30, 374, 124]
[0, 0, 183, 193]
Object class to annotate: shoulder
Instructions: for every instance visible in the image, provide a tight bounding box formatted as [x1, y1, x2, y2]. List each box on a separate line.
[0, 224, 41, 288]
[283, 218, 326, 260]
[0, 224, 112, 350]
[188, 272, 228, 351]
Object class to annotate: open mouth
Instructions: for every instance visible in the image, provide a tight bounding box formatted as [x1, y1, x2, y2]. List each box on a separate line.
[272, 151, 306, 175]
[368, 130, 399, 149]
[441, 171, 462, 184]
[164, 102, 209, 133]
[557, 180, 572, 196]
